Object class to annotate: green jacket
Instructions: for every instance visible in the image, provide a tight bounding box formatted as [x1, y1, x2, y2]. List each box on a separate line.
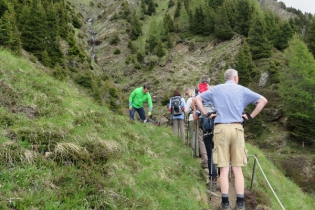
[129, 87, 153, 114]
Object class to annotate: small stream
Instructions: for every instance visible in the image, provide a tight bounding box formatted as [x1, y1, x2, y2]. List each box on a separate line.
[88, 18, 96, 61]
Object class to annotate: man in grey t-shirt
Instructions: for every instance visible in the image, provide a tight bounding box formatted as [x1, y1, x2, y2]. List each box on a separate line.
[194, 69, 267, 210]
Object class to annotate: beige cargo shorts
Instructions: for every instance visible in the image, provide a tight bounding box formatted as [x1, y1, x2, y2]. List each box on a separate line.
[212, 123, 248, 167]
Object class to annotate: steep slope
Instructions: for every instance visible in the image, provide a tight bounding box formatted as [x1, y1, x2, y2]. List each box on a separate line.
[67, 0, 243, 123]
[66, 0, 315, 198]
[0, 49, 210, 209]
[258, 0, 297, 20]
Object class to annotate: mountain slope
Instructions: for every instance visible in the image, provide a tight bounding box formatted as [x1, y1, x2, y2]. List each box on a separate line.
[0, 49, 209, 209]
[1, 47, 314, 209]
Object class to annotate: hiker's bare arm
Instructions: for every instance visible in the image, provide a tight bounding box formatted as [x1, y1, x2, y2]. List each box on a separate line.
[249, 96, 268, 119]
[194, 96, 207, 115]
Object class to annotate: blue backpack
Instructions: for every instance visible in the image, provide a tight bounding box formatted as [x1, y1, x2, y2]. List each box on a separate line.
[199, 103, 216, 133]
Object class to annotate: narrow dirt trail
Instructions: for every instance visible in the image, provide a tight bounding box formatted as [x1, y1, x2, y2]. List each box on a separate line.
[203, 168, 237, 210]
[203, 167, 257, 210]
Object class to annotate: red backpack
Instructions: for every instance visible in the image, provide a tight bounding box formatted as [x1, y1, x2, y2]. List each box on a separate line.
[198, 83, 209, 93]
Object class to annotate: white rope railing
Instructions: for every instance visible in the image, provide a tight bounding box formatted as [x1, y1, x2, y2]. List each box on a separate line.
[248, 155, 286, 210]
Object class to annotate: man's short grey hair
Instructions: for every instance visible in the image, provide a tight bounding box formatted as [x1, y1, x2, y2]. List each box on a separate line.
[200, 75, 210, 83]
[224, 69, 238, 80]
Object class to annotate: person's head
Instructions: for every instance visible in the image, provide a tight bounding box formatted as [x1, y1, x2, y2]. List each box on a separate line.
[224, 69, 239, 84]
[143, 84, 150, 93]
[173, 90, 181, 97]
[200, 75, 210, 84]
[185, 88, 192, 97]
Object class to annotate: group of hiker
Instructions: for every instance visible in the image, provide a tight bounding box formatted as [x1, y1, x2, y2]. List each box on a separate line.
[128, 69, 268, 210]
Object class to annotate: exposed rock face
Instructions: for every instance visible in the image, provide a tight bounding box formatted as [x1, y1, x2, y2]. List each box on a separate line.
[257, 0, 297, 20]
[259, 72, 269, 87]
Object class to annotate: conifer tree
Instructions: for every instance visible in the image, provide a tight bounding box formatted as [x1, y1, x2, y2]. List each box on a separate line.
[247, 12, 272, 59]
[268, 59, 281, 84]
[41, 50, 51, 67]
[0, 0, 8, 18]
[122, 1, 131, 19]
[174, 0, 181, 18]
[0, 11, 14, 46]
[20, 0, 46, 60]
[54, 2, 69, 39]
[192, 6, 205, 35]
[178, 3, 190, 32]
[280, 37, 315, 144]
[188, 10, 194, 32]
[222, 0, 236, 28]
[306, 16, 315, 58]
[243, 40, 255, 76]
[137, 51, 144, 62]
[264, 10, 280, 47]
[214, 6, 234, 40]
[163, 12, 175, 33]
[168, 0, 175, 8]
[129, 11, 142, 40]
[156, 40, 165, 57]
[288, 17, 298, 33]
[183, 0, 189, 13]
[45, 3, 64, 67]
[146, 0, 156, 16]
[0, 2, 22, 53]
[166, 33, 173, 49]
[203, 4, 215, 36]
[234, 0, 253, 36]
[234, 40, 253, 87]
[147, 19, 159, 52]
[274, 21, 293, 51]
[140, 0, 146, 16]
[208, 0, 224, 10]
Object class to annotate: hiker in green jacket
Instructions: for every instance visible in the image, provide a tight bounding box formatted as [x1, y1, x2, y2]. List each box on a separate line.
[129, 85, 153, 123]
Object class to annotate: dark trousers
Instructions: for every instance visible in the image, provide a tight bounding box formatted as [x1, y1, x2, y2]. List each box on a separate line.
[129, 106, 146, 121]
[203, 134, 217, 179]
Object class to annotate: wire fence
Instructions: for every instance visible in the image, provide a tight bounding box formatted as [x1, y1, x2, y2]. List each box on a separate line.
[248, 154, 286, 210]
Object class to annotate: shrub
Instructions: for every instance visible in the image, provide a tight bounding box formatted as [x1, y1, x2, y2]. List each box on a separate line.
[110, 34, 120, 45]
[134, 63, 141, 69]
[114, 48, 121, 54]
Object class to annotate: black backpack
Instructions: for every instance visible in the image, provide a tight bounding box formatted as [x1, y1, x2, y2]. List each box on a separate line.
[171, 96, 183, 116]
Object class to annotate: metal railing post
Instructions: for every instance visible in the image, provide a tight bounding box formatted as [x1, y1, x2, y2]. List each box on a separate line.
[250, 154, 257, 191]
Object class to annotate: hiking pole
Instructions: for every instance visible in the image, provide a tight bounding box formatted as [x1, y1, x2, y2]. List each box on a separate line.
[192, 120, 197, 157]
[209, 138, 213, 200]
[195, 120, 199, 158]
[186, 114, 189, 146]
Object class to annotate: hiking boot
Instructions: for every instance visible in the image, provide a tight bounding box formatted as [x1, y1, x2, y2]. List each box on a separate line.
[235, 203, 246, 210]
[219, 202, 231, 210]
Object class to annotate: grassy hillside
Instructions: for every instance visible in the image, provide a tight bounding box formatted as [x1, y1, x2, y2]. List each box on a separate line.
[0, 49, 314, 209]
[0, 48, 208, 209]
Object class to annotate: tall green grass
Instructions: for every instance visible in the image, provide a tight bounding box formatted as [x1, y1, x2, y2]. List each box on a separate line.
[244, 144, 315, 209]
[0, 49, 208, 209]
